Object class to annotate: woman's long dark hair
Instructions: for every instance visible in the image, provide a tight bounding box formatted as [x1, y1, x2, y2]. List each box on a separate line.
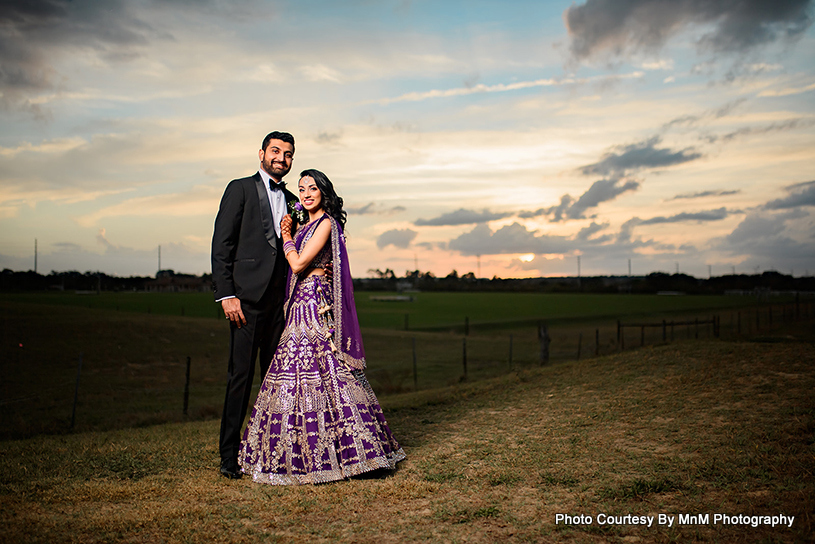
[300, 169, 346, 230]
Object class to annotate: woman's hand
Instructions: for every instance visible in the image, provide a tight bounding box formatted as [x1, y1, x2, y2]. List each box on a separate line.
[280, 214, 293, 241]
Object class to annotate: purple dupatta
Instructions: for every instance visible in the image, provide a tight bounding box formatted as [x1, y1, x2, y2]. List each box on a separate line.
[285, 214, 366, 369]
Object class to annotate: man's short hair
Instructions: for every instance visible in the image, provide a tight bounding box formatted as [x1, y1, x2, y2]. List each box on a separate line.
[262, 131, 295, 151]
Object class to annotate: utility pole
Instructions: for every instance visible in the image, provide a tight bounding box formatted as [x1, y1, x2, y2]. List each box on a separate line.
[476, 255, 481, 278]
[577, 255, 581, 289]
[628, 258, 631, 277]
[34, 238, 37, 274]
[158, 245, 161, 273]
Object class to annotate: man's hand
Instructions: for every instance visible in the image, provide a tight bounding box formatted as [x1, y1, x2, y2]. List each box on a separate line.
[221, 298, 246, 328]
[280, 214, 293, 241]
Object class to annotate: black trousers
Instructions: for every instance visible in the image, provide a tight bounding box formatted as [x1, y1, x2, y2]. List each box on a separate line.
[218, 253, 288, 461]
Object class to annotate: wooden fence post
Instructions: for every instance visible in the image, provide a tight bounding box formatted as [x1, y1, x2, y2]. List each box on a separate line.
[538, 322, 550, 365]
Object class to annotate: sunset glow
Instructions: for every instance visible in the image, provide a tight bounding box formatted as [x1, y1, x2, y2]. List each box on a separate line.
[1, 1, 813, 279]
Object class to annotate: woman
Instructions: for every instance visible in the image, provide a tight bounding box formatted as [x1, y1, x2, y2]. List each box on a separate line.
[239, 169, 405, 485]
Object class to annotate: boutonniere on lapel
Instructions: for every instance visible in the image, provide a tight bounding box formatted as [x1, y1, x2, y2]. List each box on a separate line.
[288, 200, 308, 226]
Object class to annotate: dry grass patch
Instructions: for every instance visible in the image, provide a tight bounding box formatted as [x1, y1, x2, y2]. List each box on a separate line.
[1, 336, 813, 543]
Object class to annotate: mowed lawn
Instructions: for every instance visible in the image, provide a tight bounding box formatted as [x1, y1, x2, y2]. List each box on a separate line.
[3, 291, 765, 329]
[0, 333, 812, 543]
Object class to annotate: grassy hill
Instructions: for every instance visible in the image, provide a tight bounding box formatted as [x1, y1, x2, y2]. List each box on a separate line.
[1, 329, 812, 543]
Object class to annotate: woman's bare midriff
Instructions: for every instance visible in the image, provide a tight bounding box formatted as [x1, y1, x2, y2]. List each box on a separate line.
[304, 267, 325, 278]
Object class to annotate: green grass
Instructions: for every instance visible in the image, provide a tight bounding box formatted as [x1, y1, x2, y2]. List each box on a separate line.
[2, 295, 809, 442]
[355, 291, 768, 331]
[2, 290, 772, 329]
[1, 337, 812, 542]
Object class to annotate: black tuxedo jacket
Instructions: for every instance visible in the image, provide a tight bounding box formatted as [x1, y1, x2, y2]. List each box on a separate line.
[211, 172, 297, 305]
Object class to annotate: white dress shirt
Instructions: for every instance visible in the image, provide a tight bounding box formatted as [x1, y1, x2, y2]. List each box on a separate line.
[258, 167, 287, 238]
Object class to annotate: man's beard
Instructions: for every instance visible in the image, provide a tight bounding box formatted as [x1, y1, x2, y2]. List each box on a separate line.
[265, 160, 290, 178]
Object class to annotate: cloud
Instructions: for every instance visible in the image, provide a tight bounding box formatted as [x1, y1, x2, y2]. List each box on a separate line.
[76, 185, 222, 227]
[564, 0, 813, 62]
[568, 178, 641, 219]
[315, 131, 343, 145]
[758, 81, 815, 97]
[580, 136, 703, 177]
[345, 202, 406, 216]
[299, 64, 342, 83]
[0, 0, 159, 113]
[639, 207, 731, 225]
[662, 98, 747, 130]
[712, 210, 815, 271]
[764, 180, 815, 210]
[415, 208, 511, 226]
[705, 118, 815, 144]
[448, 221, 668, 259]
[376, 229, 417, 249]
[725, 212, 789, 245]
[670, 190, 741, 200]
[449, 223, 569, 256]
[414, 241, 448, 251]
[575, 221, 611, 241]
[519, 137, 699, 222]
[374, 72, 644, 105]
[518, 179, 639, 222]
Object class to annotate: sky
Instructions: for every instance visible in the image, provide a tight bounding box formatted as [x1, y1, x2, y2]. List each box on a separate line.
[1, 0, 814, 280]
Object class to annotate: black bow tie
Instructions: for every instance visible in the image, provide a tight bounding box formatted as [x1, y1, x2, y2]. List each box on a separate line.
[269, 180, 286, 191]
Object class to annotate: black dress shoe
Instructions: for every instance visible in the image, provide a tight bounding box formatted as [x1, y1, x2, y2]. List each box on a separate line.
[220, 458, 242, 479]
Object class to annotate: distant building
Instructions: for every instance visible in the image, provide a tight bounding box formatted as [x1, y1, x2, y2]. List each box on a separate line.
[146, 270, 210, 293]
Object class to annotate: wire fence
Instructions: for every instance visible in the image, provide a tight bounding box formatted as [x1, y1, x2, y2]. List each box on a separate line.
[3, 299, 812, 439]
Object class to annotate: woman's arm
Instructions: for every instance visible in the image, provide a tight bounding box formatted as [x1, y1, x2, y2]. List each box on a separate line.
[281, 216, 331, 274]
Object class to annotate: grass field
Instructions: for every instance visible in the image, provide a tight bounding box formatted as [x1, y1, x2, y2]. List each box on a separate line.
[2, 293, 810, 442]
[2, 290, 772, 329]
[1, 329, 812, 543]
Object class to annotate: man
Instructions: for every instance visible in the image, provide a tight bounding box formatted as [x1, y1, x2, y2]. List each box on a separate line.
[211, 131, 297, 479]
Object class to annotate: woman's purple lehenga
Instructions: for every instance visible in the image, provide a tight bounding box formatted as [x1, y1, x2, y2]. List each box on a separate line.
[239, 215, 405, 485]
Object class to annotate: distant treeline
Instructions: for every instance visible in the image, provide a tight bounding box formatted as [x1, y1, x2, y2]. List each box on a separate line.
[0, 269, 211, 292]
[3, 267, 814, 295]
[357, 269, 815, 294]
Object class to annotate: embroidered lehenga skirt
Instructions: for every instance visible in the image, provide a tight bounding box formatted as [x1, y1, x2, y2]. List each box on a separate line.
[239, 275, 405, 485]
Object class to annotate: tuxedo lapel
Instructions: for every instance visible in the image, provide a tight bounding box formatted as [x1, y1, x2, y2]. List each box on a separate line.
[253, 174, 277, 247]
